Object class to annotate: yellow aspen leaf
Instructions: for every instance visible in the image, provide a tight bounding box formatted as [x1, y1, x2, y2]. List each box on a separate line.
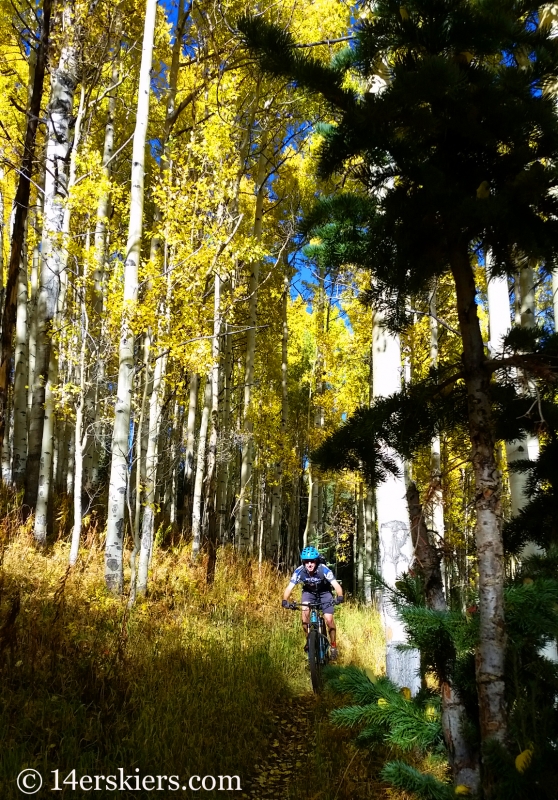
[515, 748, 534, 773]
[455, 786, 471, 795]
[476, 180, 491, 199]
[400, 686, 412, 700]
[377, 697, 389, 706]
[364, 668, 377, 683]
[399, 6, 409, 19]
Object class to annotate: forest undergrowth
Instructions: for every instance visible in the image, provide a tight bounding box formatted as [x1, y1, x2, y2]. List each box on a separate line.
[0, 498, 395, 800]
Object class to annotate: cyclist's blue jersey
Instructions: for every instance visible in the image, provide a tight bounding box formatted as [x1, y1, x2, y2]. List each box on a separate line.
[288, 564, 336, 594]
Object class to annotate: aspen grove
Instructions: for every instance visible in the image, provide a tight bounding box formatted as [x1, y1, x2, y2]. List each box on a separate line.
[2, 0, 558, 797]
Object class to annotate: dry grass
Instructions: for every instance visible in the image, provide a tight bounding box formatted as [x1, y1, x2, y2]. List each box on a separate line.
[0, 512, 391, 800]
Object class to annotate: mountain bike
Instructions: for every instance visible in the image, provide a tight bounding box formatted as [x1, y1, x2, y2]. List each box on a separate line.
[289, 600, 331, 693]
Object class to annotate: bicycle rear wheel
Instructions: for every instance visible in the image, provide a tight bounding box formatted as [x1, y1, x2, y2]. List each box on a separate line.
[308, 629, 322, 693]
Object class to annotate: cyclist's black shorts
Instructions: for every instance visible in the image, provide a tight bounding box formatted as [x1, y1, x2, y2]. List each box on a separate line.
[302, 590, 335, 615]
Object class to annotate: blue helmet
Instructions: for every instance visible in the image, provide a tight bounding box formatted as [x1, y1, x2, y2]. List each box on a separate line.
[301, 546, 320, 561]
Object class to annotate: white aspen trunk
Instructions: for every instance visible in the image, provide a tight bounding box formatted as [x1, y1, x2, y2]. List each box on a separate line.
[70, 405, 86, 565]
[69, 227, 91, 565]
[216, 331, 231, 542]
[25, 20, 79, 517]
[250, 463, 260, 554]
[169, 398, 179, 526]
[487, 270, 540, 516]
[105, 0, 157, 592]
[66, 425, 75, 496]
[137, 347, 166, 595]
[204, 271, 222, 582]
[12, 230, 28, 487]
[33, 347, 57, 543]
[133, 333, 151, 549]
[191, 375, 212, 559]
[236, 140, 268, 551]
[9, 47, 37, 485]
[1, 386, 12, 481]
[270, 278, 289, 561]
[429, 291, 445, 544]
[303, 467, 319, 546]
[356, 481, 365, 597]
[373, 315, 421, 694]
[27, 182, 43, 415]
[364, 486, 375, 603]
[88, 61, 118, 492]
[304, 272, 325, 548]
[34, 83, 85, 542]
[183, 372, 199, 530]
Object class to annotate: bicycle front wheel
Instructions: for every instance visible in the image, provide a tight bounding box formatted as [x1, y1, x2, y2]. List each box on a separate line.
[308, 629, 322, 693]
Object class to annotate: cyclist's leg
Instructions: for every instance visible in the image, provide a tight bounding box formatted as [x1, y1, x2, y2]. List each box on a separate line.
[301, 596, 311, 650]
[324, 612, 336, 646]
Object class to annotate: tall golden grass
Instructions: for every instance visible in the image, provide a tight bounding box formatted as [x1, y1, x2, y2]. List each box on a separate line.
[0, 505, 386, 799]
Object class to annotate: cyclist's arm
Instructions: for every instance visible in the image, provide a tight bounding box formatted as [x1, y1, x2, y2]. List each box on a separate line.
[283, 568, 301, 601]
[283, 582, 296, 602]
[321, 566, 343, 599]
[330, 579, 343, 598]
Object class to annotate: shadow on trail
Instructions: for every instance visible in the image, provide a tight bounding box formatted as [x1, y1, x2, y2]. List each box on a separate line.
[0, 579, 292, 799]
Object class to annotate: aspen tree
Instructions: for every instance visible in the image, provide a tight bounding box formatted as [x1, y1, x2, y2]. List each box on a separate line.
[183, 372, 199, 528]
[486, 265, 539, 518]
[303, 266, 325, 546]
[0, 0, 52, 461]
[34, 82, 86, 542]
[89, 52, 119, 493]
[137, 337, 167, 594]
[10, 39, 40, 487]
[105, 0, 158, 592]
[12, 228, 28, 487]
[204, 270, 222, 582]
[373, 316, 421, 694]
[27, 5, 80, 528]
[270, 271, 289, 560]
[191, 375, 211, 558]
[135, 0, 189, 592]
[236, 127, 269, 551]
[428, 290, 445, 548]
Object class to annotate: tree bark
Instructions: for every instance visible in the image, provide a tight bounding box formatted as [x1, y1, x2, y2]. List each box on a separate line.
[0, 0, 52, 459]
[450, 247, 507, 751]
[407, 481, 481, 792]
[236, 139, 268, 550]
[12, 231, 28, 488]
[373, 312, 421, 694]
[25, 13, 79, 517]
[105, 0, 158, 592]
[183, 372, 199, 531]
[191, 375, 212, 559]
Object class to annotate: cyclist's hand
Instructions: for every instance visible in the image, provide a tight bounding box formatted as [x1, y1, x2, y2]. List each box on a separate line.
[335, 595, 344, 605]
[282, 599, 290, 609]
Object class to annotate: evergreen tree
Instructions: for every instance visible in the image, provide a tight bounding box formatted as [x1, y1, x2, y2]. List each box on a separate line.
[239, 0, 558, 794]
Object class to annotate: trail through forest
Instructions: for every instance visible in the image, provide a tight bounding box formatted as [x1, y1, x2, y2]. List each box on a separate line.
[243, 695, 316, 799]
[242, 688, 386, 800]
[0, 540, 388, 800]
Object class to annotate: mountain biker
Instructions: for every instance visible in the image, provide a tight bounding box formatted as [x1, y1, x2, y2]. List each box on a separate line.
[282, 546, 344, 661]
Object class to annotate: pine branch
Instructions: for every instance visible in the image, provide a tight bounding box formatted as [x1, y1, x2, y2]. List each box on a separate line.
[380, 761, 453, 800]
[237, 16, 355, 110]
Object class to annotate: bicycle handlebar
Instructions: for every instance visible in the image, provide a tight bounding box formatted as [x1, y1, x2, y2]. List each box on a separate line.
[288, 599, 341, 610]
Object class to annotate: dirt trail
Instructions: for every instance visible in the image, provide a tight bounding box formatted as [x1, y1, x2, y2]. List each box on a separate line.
[241, 689, 388, 800]
[242, 695, 317, 800]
